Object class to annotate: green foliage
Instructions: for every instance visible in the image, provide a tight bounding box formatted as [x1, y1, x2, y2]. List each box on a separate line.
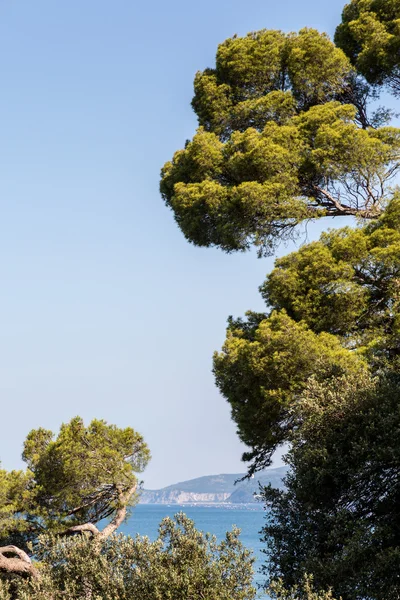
[161, 27, 400, 254]
[335, 0, 400, 94]
[211, 197, 400, 596]
[191, 29, 351, 139]
[0, 469, 34, 542]
[214, 198, 400, 474]
[4, 514, 256, 600]
[262, 371, 400, 600]
[0, 417, 150, 549]
[262, 194, 400, 346]
[159, 9, 400, 598]
[213, 311, 367, 472]
[0, 424, 256, 600]
[268, 574, 340, 600]
[0, 581, 11, 600]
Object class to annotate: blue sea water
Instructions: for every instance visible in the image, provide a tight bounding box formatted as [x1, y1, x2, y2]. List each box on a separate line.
[121, 504, 268, 598]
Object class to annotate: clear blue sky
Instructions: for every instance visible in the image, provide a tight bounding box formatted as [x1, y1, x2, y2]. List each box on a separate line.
[0, 0, 359, 488]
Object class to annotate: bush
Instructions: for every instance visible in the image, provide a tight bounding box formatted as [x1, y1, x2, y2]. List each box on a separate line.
[2, 513, 256, 600]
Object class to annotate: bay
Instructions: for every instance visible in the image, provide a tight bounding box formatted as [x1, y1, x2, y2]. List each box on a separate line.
[121, 504, 268, 598]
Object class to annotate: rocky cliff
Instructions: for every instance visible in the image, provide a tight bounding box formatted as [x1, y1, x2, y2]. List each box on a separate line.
[139, 490, 231, 504]
[139, 467, 287, 504]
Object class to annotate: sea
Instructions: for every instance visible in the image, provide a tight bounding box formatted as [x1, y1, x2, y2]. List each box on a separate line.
[121, 503, 268, 598]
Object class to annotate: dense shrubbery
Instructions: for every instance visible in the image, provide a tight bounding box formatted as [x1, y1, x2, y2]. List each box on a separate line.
[262, 371, 400, 599]
[0, 514, 256, 600]
[0, 420, 256, 600]
[268, 575, 340, 600]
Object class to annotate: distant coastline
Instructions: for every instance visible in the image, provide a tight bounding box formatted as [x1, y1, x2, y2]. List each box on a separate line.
[138, 466, 287, 505]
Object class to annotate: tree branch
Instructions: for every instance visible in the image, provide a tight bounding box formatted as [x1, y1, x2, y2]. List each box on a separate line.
[99, 482, 137, 540]
[312, 185, 357, 215]
[62, 523, 100, 536]
[0, 545, 38, 578]
[62, 482, 138, 541]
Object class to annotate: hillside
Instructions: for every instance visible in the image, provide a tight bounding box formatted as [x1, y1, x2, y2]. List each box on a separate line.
[139, 466, 287, 504]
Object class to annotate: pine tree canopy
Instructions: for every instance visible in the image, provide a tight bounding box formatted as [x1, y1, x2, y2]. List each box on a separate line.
[335, 0, 400, 95]
[161, 28, 400, 255]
